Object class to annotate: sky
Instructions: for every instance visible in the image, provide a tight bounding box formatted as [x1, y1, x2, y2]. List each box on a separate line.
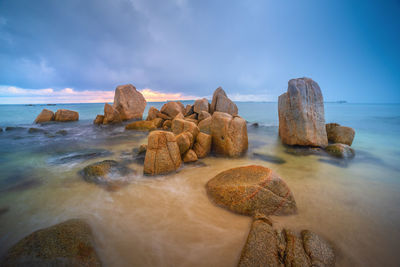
[0, 0, 399, 104]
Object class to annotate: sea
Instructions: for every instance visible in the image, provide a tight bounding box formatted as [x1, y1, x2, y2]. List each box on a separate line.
[0, 102, 399, 266]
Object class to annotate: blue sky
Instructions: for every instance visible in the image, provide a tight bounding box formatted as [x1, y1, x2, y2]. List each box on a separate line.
[0, 0, 399, 103]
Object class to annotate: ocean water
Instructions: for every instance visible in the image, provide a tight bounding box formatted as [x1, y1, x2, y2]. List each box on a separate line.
[0, 102, 399, 266]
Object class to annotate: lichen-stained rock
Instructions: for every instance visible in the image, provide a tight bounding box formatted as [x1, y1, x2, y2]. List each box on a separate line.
[176, 131, 193, 155]
[54, 109, 79, 122]
[198, 111, 211, 121]
[183, 149, 198, 163]
[144, 130, 182, 175]
[113, 84, 147, 120]
[0, 219, 102, 267]
[193, 98, 209, 113]
[210, 87, 238, 115]
[206, 165, 297, 216]
[160, 101, 185, 118]
[152, 118, 164, 128]
[193, 132, 211, 158]
[325, 143, 355, 159]
[171, 118, 199, 139]
[284, 229, 311, 266]
[34, 109, 54, 123]
[210, 112, 248, 157]
[103, 103, 122, 124]
[326, 123, 355, 146]
[125, 120, 156, 131]
[278, 78, 328, 147]
[93, 115, 104, 125]
[302, 230, 335, 267]
[198, 116, 211, 134]
[146, 107, 160, 121]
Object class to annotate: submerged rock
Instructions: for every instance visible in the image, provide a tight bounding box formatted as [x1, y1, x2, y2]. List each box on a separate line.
[210, 87, 238, 115]
[49, 149, 113, 165]
[251, 152, 286, 164]
[28, 127, 48, 134]
[326, 123, 355, 146]
[206, 165, 297, 216]
[80, 160, 132, 188]
[54, 109, 79, 122]
[113, 84, 147, 120]
[278, 78, 327, 147]
[325, 143, 355, 159]
[0, 219, 102, 267]
[34, 109, 54, 123]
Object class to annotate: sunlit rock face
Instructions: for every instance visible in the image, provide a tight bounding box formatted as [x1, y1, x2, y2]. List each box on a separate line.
[278, 78, 328, 147]
[113, 84, 147, 120]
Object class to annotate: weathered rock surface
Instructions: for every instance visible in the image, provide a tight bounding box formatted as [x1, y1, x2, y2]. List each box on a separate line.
[183, 149, 198, 163]
[326, 123, 355, 146]
[93, 115, 104, 125]
[160, 101, 185, 118]
[176, 131, 193, 155]
[325, 143, 355, 159]
[54, 109, 79, 122]
[0, 219, 102, 267]
[198, 116, 211, 134]
[144, 130, 182, 175]
[172, 118, 199, 139]
[125, 120, 156, 131]
[34, 109, 54, 123]
[103, 103, 122, 124]
[152, 118, 164, 128]
[174, 112, 184, 120]
[302, 230, 336, 267]
[206, 165, 297, 216]
[193, 98, 209, 113]
[198, 111, 211, 121]
[210, 112, 248, 157]
[80, 160, 132, 188]
[163, 120, 172, 130]
[146, 107, 160, 121]
[210, 87, 238, 115]
[113, 84, 146, 120]
[193, 132, 211, 158]
[184, 104, 194, 116]
[278, 78, 327, 147]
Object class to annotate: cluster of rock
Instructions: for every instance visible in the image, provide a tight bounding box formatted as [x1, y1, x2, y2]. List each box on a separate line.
[34, 109, 79, 123]
[278, 77, 356, 158]
[205, 165, 335, 267]
[126, 87, 248, 175]
[94, 84, 147, 125]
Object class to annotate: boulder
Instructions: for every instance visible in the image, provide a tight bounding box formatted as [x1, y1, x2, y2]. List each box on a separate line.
[210, 112, 248, 157]
[171, 118, 199, 139]
[198, 116, 211, 134]
[152, 118, 164, 128]
[163, 120, 172, 130]
[302, 230, 336, 267]
[184, 104, 194, 116]
[193, 98, 209, 113]
[326, 123, 355, 146]
[138, 144, 147, 154]
[186, 113, 197, 120]
[183, 149, 198, 163]
[0, 219, 101, 267]
[54, 109, 79, 122]
[93, 115, 104, 125]
[210, 87, 238, 115]
[125, 120, 156, 131]
[144, 130, 182, 175]
[103, 103, 122, 124]
[80, 160, 132, 188]
[278, 78, 328, 147]
[174, 112, 184, 120]
[160, 101, 185, 118]
[206, 165, 297, 216]
[34, 109, 54, 123]
[284, 229, 311, 266]
[193, 132, 211, 158]
[146, 107, 160, 121]
[176, 131, 193, 155]
[157, 112, 172, 120]
[113, 84, 146, 120]
[198, 111, 211, 121]
[325, 143, 355, 159]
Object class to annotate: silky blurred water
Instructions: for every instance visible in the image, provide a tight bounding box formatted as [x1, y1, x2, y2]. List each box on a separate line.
[0, 102, 399, 266]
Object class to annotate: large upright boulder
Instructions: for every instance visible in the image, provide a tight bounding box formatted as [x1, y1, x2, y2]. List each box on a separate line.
[278, 78, 328, 147]
[103, 103, 122, 124]
[113, 84, 147, 120]
[210, 87, 238, 115]
[193, 98, 209, 113]
[144, 131, 182, 175]
[210, 112, 248, 157]
[34, 109, 54, 123]
[0, 219, 102, 266]
[54, 109, 79, 122]
[160, 101, 185, 118]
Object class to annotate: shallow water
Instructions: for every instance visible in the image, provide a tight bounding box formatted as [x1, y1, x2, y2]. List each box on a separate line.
[0, 102, 399, 266]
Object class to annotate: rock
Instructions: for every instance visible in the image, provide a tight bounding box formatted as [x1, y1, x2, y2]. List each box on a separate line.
[160, 101, 185, 118]
[186, 113, 197, 120]
[183, 149, 198, 163]
[125, 120, 156, 131]
[171, 119, 199, 139]
[138, 144, 147, 154]
[174, 112, 184, 120]
[113, 84, 147, 120]
[144, 130, 182, 175]
[193, 132, 211, 158]
[206, 165, 297, 216]
[176, 131, 193, 155]
[48, 149, 113, 165]
[326, 123, 355, 146]
[162, 120, 172, 130]
[210, 87, 238, 115]
[184, 104, 194, 116]
[278, 78, 328, 147]
[28, 127, 47, 134]
[251, 122, 259, 128]
[54, 109, 79, 122]
[184, 118, 198, 125]
[302, 230, 335, 267]
[157, 112, 172, 120]
[34, 109, 54, 123]
[198, 116, 211, 134]
[0, 219, 102, 267]
[193, 98, 209, 113]
[5, 126, 25, 131]
[210, 112, 248, 157]
[56, 130, 68, 136]
[198, 111, 211, 121]
[93, 115, 104, 125]
[146, 107, 160, 121]
[80, 160, 132, 188]
[325, 143, 355, 158]
[103, 103, 122, 124]
[152, 118, 164, 128]
[251, 153, 286, 164]
[284, 229, 311, 266]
